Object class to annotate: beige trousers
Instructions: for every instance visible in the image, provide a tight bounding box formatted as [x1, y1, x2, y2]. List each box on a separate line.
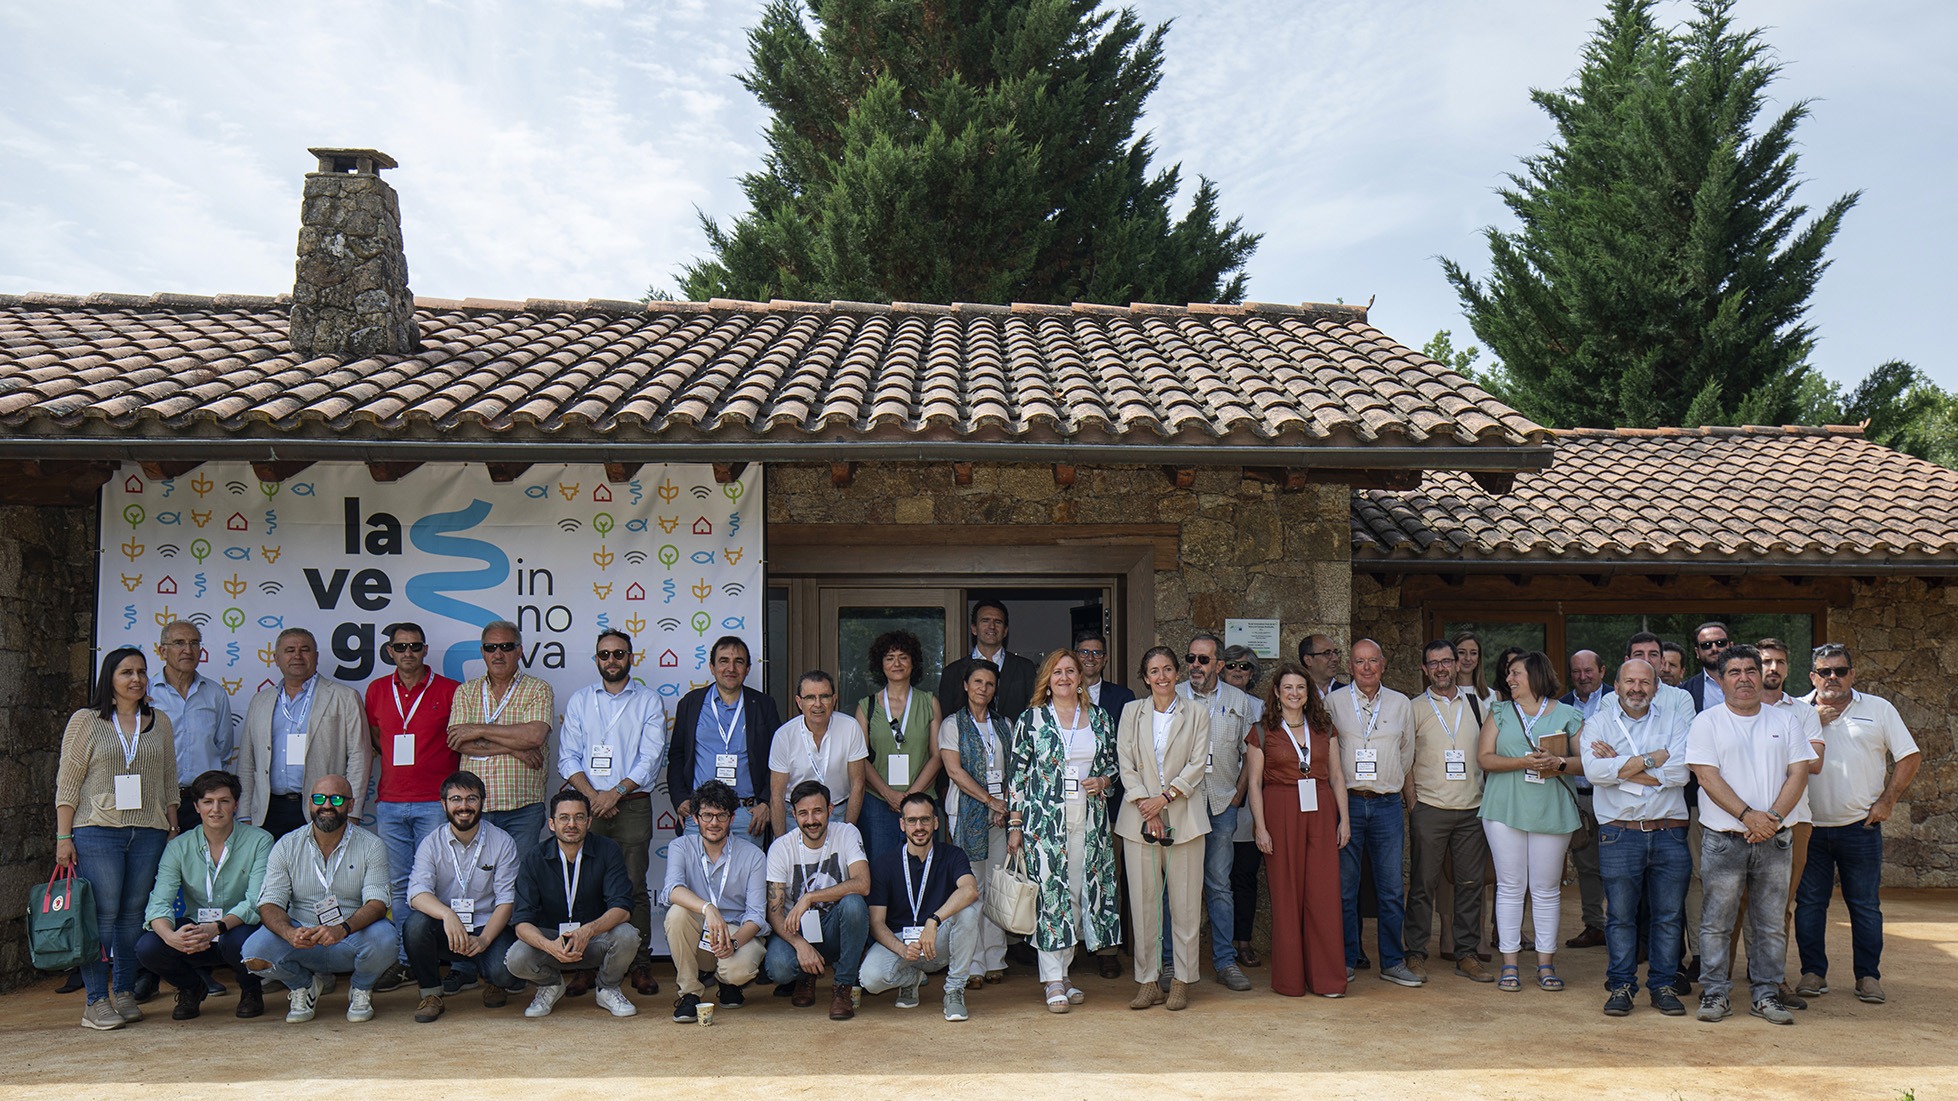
[1125, 835, 1204, 984]
[664, 905, 767, 998]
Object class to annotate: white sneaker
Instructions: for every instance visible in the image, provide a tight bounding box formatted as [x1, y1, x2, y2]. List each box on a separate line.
[524, 982, 566, 1018]
[346, 987, 374, 1023]
[285, 983, 317, 1023]
[594, 986, 638, 1018]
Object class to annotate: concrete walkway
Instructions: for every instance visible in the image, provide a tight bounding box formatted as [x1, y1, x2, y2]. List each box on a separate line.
[6, 890, 1953, 1100]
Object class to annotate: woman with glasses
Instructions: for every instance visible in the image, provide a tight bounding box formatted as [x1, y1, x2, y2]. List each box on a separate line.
[1007, 649, 1119, 1012]
[1247, 661, 1349, 997]
[1115, 647, 1211, 1010]
[854, 631, 942, 867]
[939, 660, 1011, 984]
[56, 646, 180, 1030]
[1478, 650, 1584, 992]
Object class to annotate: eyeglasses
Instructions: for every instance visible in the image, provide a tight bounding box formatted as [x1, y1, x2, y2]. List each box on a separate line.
[1224, 661, 1256, 672]
[442, 794, 484, 806]
[596, 649, 630, 660]
[1696, 639, 1730, 651]
[1813, 666, 1851, 679]
[163, 638, 201, 648]
[1077, 648, 1106, 658]
[310, 793, 349, 807]
[1302, 648, 1340, 659]
[388, 641, 425, 653]
[798, 692, 836, 702]
[553, 813, 592, 825]
[482, 641, 519, 653]
[1422, 659, 1455, 668]
[900, 815, 936, 827]
[1185, 653, 1213, 665]
[695, 811, 731, 823]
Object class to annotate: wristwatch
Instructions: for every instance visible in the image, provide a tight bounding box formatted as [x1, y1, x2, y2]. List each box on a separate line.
[1642, 753, 1657, 770]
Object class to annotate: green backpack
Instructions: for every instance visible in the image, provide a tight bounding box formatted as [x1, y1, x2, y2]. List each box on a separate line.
[28, 865, 100, 972]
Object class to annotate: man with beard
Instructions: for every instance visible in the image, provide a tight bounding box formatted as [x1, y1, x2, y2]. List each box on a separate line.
[403, 771, 521, 1021]
[663, 780, 771, 1022]
[506, 790, 642, 1018]
[1660, 643, 1688, 688]
[1682, 623, 1733, 712]
[559, 629, 667, 996]
[1737, 638, 1828, 1010]
[764, 779, 872, 1020]
[1176, 631, 1256, 992]
[860, 792, 981, 1021]
[1406, 639, 1492, 983]
[243, 775, 397, 1023]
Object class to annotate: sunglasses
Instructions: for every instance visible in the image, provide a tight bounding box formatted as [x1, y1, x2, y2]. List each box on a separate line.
[596, 648, 630, 660]
[388, 641, 425, 653]
[482, 641, 519, 653]
[1696, 639, 1730, 650]
[1223, 661, 1256, 672]
[1813, 666, 1851, 679]
[1185, 654, 1213, 665]
[310, 793, 349, 807]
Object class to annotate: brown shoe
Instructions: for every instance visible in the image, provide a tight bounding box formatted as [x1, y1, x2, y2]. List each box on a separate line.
[1455, 955, 1494, 983]
[565, 970, 594, 997]
[631, 964, 661, 996]
[1096, 954, 1122, 979]
[1165, 979, 1191, 1011]
[1404, 954, 1428, 981]
[1564, 925, 1607, 949]
[235, 984, 265, 1019]
[1129, 981, 1166, 1010]
[482, 983, 509, 1009]
[828, 982, 856, 1020]
[413, 994, 445, 1023]
[792, 976, 816, 1008]
[1237, 942, 1263, 968]
[1855, 977, 1886, 1004]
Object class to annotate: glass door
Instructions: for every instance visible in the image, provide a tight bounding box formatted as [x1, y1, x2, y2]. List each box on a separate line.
[813, 587, 964, 715]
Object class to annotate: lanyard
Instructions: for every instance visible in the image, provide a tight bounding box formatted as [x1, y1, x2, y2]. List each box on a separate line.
[590, 685, 635, 750]
[1350, 689, 1382, 745]
[1282, 719, 1312, 772]
[111, 710, 142, 766]
[901, 846, 934, 924]
[711, 692, 745, 751]
[279, 677, 317, 729]
[1424, 690, 1463, 747]
[700, 848, 732, 910]
[1609, 708, 1657, 756]
[801, 722, 827, 788]
[559, 847, 584, 916]
[882, 687, 907, 745]
[969, 711, 999, 774]
[202, 833, 230, 901]
[391, 674, 429, 732]
[312, 837, 349, 895]
[482, 677, 518, 726]
[1515, 698, 1551, 749]
[445, 830, 483, 897]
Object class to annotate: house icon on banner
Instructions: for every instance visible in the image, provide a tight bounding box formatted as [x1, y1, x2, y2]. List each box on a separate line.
[659, 649, 679, 668]
[226, 513, 249, 531]
[593, 485, 612, 503]
[625, 583, 645, 601]
[156, 577, 177, 595]
[692, 517, 712, 535]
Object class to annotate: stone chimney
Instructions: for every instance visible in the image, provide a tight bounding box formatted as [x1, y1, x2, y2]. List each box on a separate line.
[290, 147, 417, 358]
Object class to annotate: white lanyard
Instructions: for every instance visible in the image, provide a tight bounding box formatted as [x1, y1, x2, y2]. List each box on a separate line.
[482, 678, 518, 726]
[701, 848, 732, 910]
[801, 723, 828, 787]
[111, 710, 142, 767]
[1282, 719, 1312, 772]
[203, 834, 230, 900]
[972, 712, 999, 775]
[901, 846, 934, 924]
[1516, 698, 1552, 749]
[445, 831, 483, 897]
[1350, 689, 1382, 744]
[391, 675, 429, 732]
[711, 693, 745, 751]
[559, 847, 584, 915]
[591, 686, 636, 749]
[1425, 691, 1463, 747]
[1609, 709, 1657, 757]
[312, 837, 349, 895]
[882, 687, 908, 745]
[279, 678, 317, 728]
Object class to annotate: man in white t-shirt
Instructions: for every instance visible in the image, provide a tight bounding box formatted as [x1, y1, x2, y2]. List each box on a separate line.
[763, 780, 871, 1021]
[1685, 644, 1816, 1026]
[768, 671, 868, 834]
[1793, 643, 1921, 1006]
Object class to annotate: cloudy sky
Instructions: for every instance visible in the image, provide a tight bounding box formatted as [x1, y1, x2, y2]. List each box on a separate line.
[2, 0, 1949, 391]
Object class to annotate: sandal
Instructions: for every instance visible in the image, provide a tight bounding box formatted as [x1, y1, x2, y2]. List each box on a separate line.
[1497, 965, 1521, 992]
[1065, 983, 1086, 1005]
[1044, 981, 1070, 1013]
[1536, 964, 1564, 991]
[984, 970, 1005, 985]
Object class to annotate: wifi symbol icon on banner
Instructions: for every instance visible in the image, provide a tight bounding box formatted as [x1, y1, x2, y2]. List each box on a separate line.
[557, 518, 582, 533]
[657, 618, 681, 633]
[187, 612, 212, 627]
[225, 481, 247, 495]
[689, 486, 711, 499]
[260, 581, 284, 595]
[723, 582, 744, 597]
[624, 550, 647, 565]
[157, 544, 180, 558]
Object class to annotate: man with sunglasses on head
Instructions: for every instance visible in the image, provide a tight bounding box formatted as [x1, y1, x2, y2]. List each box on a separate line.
[559, 628, 667, 997]
[404, 770, 521, 1021]
[239, 628, 369, 838]
[1173, 631, 1257, 992]
[1794, 643, 1921, 1006]
[450, 620, 555, 847]
[1681, 622, 1733, 713]
[362, 621, 460, 994]
[243, 774, 398, 1024]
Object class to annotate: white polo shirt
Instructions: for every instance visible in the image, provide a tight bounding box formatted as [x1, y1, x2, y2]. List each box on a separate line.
[1765, 694, 1825, 825]
[768, 713, 869, 809]
[1686, 703, 1817, 833]
[1801, 690, 1920, 828]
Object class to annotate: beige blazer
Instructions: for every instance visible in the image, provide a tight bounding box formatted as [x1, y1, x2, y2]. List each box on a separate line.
[237, 677, 369, 825]
[1114, 697, 1213, 844]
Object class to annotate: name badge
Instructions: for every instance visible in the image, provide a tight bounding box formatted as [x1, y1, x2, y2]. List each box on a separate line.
[316, 900, 345, 927]
[285, 731, 305, 764]
[196, 907, 224, 924]
[1063, 765, 1083, 800]
[1444, 748, 1468, 780]
[1353, 748, 1379, 779]
[887, 754, 911, 788]
[589, 744, 615, 777]
[715, 753, 739, 782]
[900, 925, 925, 945]
[114, 773, 143, 810]
[1297, 779, 1319, 813]
[1204, 752, 1214, 775]
[986, 770, 1004, 797]
[1523, 769, 1545, 785]
[450, 897, 476, 926]
[799, 908, 824, 944]
[557, 921, 582, 939]
[698, 930, 718, 952]
[392, 733, 415, 767]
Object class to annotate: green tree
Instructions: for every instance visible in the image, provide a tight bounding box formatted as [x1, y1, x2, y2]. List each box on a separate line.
[1440, 0, 1858, 428]
[675, 0, 1259, 306]
[1800, 361, 1958, 467]
[1422, 329, 1484, 383]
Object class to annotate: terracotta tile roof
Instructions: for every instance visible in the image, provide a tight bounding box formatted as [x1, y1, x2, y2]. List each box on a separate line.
[0, 293, 1546, 460]
[1352, 425, 1958, 566]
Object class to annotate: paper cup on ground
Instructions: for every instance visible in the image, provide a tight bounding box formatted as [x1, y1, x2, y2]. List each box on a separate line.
[698, 1001, 716, 1025]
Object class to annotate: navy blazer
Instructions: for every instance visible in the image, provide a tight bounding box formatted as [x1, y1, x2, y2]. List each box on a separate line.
[1092, 679, 1137, 726]
[1681, 672, 1713, 713]
[665, 684, 783, 825]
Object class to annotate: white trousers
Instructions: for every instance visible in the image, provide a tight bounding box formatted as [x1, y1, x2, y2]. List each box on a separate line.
[1037, 800, 1089, 983]
[1483, 818, 1570, 955]
[948, 812, 1011, 973]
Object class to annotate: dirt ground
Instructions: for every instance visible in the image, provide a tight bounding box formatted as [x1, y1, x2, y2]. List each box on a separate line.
[4, 890, 1953, 1101]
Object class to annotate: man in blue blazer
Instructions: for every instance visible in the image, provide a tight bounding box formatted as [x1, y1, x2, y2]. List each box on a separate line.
[666, 636, 782, 840]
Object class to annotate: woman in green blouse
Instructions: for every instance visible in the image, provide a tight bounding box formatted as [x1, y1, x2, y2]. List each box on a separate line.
[854, 630, 942, 868]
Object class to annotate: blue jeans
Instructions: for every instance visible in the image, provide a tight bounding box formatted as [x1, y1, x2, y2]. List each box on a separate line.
[1161, 805, 1240, 971]
[683, 803, 755, 839]
[243, 920, 401, 992]
[1698, 828, 1792, 1004]
[1795, 822, 1885, 981]
[71, 825, 168, 1003]
[764, 894, 869, 988]
[1339, 793, 1407, 971]
[858, 798, 904, 869]
[1597, 823, 1691, 990]
[485, 803, 545, 847]
[375, 800, 446, 962]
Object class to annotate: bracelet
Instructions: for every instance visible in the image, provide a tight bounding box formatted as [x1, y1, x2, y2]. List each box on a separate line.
[55, 833, 73, 840]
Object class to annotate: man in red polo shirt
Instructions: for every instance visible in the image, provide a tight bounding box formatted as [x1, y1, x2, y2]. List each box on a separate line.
[364, 621, 460, 991]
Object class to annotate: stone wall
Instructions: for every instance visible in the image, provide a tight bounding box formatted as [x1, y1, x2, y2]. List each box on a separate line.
[0, 504, 97, 991]
[1349, 573, 1425, 696]
[767, 461, 1353, 659]
[1832, 577, 1958, 887]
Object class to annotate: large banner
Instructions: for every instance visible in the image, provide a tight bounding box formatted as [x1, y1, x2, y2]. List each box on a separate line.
[99, 460, 765, 953]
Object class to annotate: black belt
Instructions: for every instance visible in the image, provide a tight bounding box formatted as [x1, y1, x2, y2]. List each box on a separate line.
[269, 793, 302, 800]
[738, 797, 764, 808]
[1351, 790, 1399, 800]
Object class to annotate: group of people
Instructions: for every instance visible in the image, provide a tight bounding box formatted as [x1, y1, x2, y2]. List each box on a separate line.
[50, 603, 1917, 1031]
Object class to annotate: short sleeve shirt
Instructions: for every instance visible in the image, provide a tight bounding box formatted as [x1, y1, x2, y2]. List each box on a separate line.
[451, 674, 555, 812]
[1686, 704, 1818, 832]
[1804, 691, 1919, 827]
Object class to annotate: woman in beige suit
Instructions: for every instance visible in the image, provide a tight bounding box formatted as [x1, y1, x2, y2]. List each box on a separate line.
[1115, 646, 1212, 1011]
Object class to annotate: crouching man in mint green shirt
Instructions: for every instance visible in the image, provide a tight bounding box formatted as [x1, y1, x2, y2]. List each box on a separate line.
[135, 769, 275, 1020]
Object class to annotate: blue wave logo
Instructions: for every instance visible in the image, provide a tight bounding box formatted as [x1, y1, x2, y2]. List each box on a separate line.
[405, 500, 511, 679]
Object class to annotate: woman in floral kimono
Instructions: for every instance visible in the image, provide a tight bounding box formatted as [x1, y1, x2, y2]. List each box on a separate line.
[1007, 648, 1119, 1012]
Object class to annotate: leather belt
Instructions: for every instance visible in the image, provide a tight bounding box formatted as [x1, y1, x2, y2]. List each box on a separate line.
[619, 791, 650, 802]
[738, 797, 764, 808]
[1350, 789, 1398, 800]
[1607, 818, 1688, 831]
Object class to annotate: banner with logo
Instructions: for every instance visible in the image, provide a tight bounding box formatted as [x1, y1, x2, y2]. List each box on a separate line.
[99, 460, 765, 953]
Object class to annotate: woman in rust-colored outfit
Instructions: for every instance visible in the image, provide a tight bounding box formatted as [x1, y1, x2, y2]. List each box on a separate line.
[1246, 662, 1350, 997]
